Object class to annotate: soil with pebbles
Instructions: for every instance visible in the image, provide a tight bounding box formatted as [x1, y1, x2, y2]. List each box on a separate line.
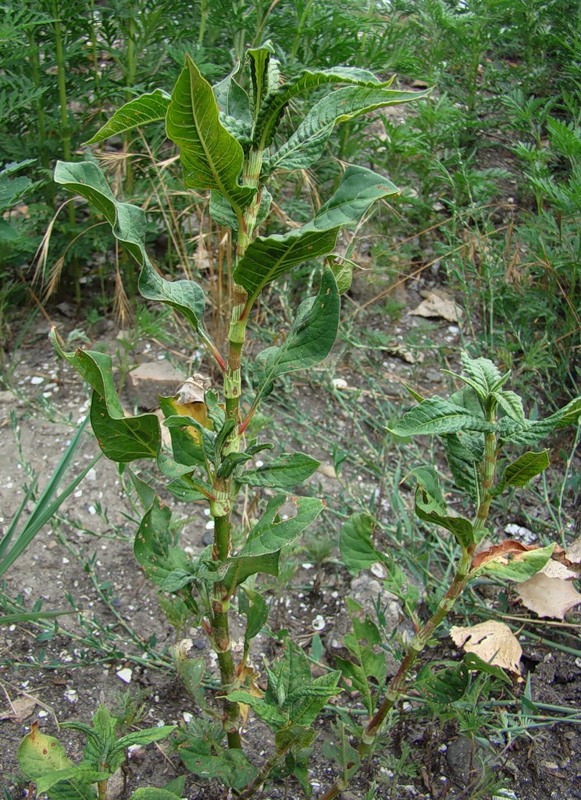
[1, 296, 580, 800]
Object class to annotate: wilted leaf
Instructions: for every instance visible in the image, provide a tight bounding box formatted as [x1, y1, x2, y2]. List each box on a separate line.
[516, 573, 581, 620]
[450, 621, 522, 675]
[0, 696, 37, 722]
[470, 540, 554, 582]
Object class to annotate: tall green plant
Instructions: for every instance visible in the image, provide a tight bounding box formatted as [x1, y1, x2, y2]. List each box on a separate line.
[51, 44, 426, 790]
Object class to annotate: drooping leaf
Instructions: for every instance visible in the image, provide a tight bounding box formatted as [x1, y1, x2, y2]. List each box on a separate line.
[339, 512, 381, 575]
[178, 742, 256, 790]
[390, 396, 493, 437]
[254, 269, 340, 396]
[239, 452, 320, 489]
[166, 56, 255, 213]
[239, 588, 269, 645]
[234, 166, 398, 305]
[268, 83, 428, 172]
[503, 450, 550, 487]
[85, 89, 170, 144]
[50, 334, 160, 462]
[54, 161, 210, 341]
[414, 486, 474, 549]
[470, 541, 555, 583]
[134, 499, 196, 591]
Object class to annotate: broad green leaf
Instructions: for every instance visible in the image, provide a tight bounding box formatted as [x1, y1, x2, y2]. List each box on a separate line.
[116, 725, 176, 753]
[494, 390, 526, 422]
[36, 769, 106, 795]
[289, 671, 342, 727]
[84, 89, 170, 144]
[269, 83, 428, 172]
[50, 334, 160, 462]
[339, 512, 381, 575]
[54, 161, 209, 340]
[239, 452, 320, 489]
[442, 433, 482, 501]
[254, 66, 385, 149]
[131, 791, 186, 800]
[166, 56, 255, 213]
[173, 645, 205, 701]
[134, 499, 196, 591]
[178, 743, 256, 790]
[390, 396, 493, 437]
[503, 450, 550, 487]
[225, 691, 288, 728]
[266, 640, 312, 709]
[90, 392, 160, 462]
[275, 726, 316, 754]
[239, 588, 269, 644]
[213, 64, 252, 127]
[500, 396, 581, 446]
[18, 725, 73, 780]
[471, 542, 555, 582]
[415, 487, 475, 548]
[234, 166, 397, 304]
[221, 549, 281, 589]
[239, 494, 324, 558]
[247, 42, 277, 116]
[254, 269, 340, 395]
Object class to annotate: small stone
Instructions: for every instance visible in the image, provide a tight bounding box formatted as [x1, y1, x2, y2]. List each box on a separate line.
[312, 614, 326, 631]
[126, 361, 184, 410]
[116, 667, 133, 684]
[30, 376, 44, 385]
[332, 378, 348, 390]
[86, 468, 97, 482]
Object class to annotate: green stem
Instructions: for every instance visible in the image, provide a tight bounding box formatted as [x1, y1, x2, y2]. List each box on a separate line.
[124, 14, 137, 194]
[198, 0, 208, 47]
[28, 33, 49, 172]
[319, 546, 475, 800]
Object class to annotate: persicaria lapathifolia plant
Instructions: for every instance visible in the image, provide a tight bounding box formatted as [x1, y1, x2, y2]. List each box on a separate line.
[50, 43, 427, 793]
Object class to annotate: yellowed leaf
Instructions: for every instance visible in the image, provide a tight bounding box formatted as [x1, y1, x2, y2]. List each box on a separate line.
[516, 573, 581, 620]
[450, 621, 522, 675]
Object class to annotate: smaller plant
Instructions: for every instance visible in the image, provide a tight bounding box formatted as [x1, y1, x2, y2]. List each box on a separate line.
[17, 705, 176, 800]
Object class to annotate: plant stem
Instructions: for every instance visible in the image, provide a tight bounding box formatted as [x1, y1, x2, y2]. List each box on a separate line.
[319, 546, 475, 800]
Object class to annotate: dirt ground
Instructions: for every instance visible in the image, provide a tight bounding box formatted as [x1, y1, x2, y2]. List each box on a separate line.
[1, 285, 580, 800]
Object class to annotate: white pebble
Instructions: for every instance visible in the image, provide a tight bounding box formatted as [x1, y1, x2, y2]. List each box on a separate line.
[116, 668, 133, 684]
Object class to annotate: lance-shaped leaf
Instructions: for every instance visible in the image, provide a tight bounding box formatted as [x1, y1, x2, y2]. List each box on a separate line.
[221, 549, 281, 590]
[247, 42, 278, 117]
[499, 396, 581, 446]
[340, 512, 382, 575]
[134, 498, 197, 592]
[84, 89, 171, 145]
[254, 269, 340, 397]
[415, 485, 475, 548]
[51, 333, 160, 462]
[234, 166, 397, 304]
[253, 66, 385, 149]
[503, 450, 550, 487]
[54, 161, 209, 340]
[239, 452, 320, 489]
[166, 56, 255, 213]
[239, 494, 325, 558]
[470, 541, 555, 583]
[390, 396, 494, 437]
[269, 83, 428, 172]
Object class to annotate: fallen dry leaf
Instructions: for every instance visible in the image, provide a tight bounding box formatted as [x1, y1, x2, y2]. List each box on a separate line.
[409, 290, 463, 323]
[450, 621, 522, 675]
[565, 536, 581, 564]
[0, 696, 37, 723]
[516, 573, 581, 620]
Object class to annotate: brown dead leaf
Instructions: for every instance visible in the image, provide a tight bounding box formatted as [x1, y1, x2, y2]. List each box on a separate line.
[471, 540, 535, 570]
[450, 621, 522, 675]
[409, 290, 463, 323]
[565, 536, 581, 564]
[0, 696, 37, 722]
[516, 573, 581, 620]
